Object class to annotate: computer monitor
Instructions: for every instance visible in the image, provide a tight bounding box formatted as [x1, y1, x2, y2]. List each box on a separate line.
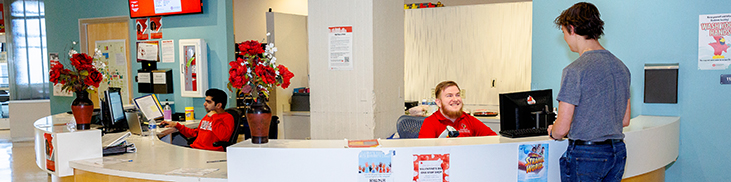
[499, 89, 554, 131]
[100, 88, 129, 133]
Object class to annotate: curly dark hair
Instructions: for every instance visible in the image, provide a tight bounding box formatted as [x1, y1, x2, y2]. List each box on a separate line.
[554, 2, 604, 40]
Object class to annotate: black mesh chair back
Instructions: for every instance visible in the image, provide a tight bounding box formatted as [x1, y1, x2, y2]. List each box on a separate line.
[396, 115, 427, 138]
[212, 108, 243, 151]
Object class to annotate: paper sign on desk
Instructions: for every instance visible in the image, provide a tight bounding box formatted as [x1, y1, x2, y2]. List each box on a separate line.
[165, 168, 219, 176]
[517, 143, 548, 182]
[358, 150, 395, 182]
[413, 152, 450, 182]
[348, 139, 379, 148]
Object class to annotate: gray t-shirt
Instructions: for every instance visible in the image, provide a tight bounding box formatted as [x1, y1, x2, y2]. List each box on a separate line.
[556, 50, 630, 142]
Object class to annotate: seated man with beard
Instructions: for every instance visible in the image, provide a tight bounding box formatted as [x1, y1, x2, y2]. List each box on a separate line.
[418, 81, 497, 138]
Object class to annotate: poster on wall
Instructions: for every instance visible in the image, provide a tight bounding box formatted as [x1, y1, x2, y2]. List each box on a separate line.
[328, 26, 353, 70]
[136, 18, 149, 40]
[358, 150, 395, 182]
[150, 17, 162, 39]
[161, 40, 175, 63]
[517, 143, 548, 182]
[50, 53, 72, 97]
[413, 152, 450, 182]
[137, 40, 159, 62]
[698, 13, 731, 70]
[96, 40, 131, 104]
[0, 3, 5, 33]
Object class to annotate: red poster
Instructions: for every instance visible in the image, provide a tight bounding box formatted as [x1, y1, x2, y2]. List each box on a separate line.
[413, 153, 450, 182]
[136, 18, 149, 40]
[150, 17, 162, 39]
[0, 3, 5, 33]
[44, 133, 55, 172]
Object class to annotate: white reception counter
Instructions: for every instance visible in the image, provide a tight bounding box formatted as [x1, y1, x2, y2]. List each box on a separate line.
[35, 114, 678, 182]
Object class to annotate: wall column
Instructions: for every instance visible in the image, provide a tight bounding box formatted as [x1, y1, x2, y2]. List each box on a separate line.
[307, 0, 404, 139]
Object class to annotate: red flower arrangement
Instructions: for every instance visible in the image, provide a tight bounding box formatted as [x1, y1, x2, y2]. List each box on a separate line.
[228, 40, 294, 98]
[49, 48, 104, 93]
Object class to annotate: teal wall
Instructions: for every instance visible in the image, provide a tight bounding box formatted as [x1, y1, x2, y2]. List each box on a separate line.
[46, 0, 234, 118]
[532, 0, 731, 181]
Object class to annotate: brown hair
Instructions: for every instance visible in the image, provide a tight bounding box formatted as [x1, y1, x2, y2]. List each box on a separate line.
[435, 81, 460, 99]
[554, 2, 604, 40]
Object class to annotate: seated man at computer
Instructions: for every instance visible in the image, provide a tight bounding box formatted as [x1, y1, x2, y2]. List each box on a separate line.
[160, 89, 234, 151]
[419, 81, 497, 138]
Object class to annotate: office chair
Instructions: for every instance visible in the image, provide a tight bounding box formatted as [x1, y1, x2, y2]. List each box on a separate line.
[212, 108, 244, 151]
[396, 115, 427, 138]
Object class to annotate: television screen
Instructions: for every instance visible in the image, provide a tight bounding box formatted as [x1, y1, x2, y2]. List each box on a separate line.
[129, 0, 203, 18]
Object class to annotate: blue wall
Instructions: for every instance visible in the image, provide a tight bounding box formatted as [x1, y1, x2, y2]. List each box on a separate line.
[532, 0, 731, 181]
[46, 0, 234, 118]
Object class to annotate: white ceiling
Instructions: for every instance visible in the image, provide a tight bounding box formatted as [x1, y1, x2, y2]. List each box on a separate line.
[404, 0, 530, 7]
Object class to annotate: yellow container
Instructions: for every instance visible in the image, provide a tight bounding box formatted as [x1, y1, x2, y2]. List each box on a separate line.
[185, 107, 195, 121]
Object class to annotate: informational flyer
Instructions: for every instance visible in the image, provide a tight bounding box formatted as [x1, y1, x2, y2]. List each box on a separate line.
[137, 40, 160, 62]
[517, 143, 548, 182]
[699, 13, 731, 70]
[150, 17, 163, 39]
[328, 26, 353, 70]
[44, 133, 55, 172]
[161, 40, 175, 62]
[136, 18, 149, 40]
[413, 153, 450, 182]
[358, 150, 395, 182]
[50, 53, 72, 97]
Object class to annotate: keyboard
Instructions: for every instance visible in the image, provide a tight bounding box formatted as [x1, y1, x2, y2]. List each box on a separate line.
[499, 128, 549, 138]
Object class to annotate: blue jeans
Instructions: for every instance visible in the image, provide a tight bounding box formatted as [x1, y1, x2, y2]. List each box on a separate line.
[560, 140, 627, 182]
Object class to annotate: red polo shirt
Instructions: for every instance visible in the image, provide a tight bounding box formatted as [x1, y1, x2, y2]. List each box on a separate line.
[418, 110, 497, 138]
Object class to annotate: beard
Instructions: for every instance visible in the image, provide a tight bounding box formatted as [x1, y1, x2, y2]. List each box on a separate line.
[441, 105, 464, 119]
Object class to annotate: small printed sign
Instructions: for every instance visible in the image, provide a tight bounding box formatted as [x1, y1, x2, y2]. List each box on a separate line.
[722, 74, 731, 84]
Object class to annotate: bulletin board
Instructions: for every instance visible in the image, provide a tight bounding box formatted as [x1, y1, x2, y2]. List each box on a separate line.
[95, 40, 132, 104]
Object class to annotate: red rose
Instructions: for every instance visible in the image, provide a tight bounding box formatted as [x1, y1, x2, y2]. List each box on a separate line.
[70, 53, 93, 70]
[254, 64, 276, 85]
[238, 40, 264, 56]
[84, 70, 103, 88]
[277, 65, 294, 89]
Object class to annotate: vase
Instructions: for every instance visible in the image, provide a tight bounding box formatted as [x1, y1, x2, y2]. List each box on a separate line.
[245, 94, 272, 144]
[71, 90, 94, 130]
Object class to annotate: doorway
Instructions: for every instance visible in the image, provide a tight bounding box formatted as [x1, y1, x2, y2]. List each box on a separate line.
[78, 17, 133, 107]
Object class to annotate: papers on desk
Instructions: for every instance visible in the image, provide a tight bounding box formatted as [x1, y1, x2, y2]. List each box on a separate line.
[165, 168, 220, 176]
[102, 131, 131, 148]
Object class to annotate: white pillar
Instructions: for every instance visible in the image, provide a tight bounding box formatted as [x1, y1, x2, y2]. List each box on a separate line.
[308, 0, 404, 139]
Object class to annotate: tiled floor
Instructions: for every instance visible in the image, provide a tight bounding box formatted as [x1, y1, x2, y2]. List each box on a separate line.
[0, 129, 51, 182]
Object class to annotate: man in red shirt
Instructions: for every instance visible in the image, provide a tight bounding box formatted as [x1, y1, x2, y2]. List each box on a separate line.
[161, 89, 234, 151]
[418, 81, 497, 138]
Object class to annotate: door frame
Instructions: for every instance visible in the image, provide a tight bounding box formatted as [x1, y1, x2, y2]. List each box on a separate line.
[78, 16, 129, 54]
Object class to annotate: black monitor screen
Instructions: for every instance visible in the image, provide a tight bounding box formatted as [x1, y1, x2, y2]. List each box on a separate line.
[499, 89, 553, 131]
[102, 88, 129, 133]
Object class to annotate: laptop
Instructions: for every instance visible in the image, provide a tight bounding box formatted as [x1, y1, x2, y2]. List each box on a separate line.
[125, 112, 144, 135]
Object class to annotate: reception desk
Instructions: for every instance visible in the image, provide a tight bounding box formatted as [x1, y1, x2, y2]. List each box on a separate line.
[35, 114, 678, 181]
[227, 115, 679, 182]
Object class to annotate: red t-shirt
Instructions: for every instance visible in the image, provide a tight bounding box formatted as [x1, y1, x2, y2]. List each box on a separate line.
[176, 112, 234, 151]
[418, 110, 497, 138]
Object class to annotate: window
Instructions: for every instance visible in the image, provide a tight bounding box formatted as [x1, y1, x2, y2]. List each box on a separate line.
[8, 0, 48, 100]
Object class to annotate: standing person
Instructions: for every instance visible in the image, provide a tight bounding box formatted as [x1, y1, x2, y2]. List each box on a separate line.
[161, 89, 234, 151]
[548, 2, 632, 182]
[418, 81, 497, 138]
